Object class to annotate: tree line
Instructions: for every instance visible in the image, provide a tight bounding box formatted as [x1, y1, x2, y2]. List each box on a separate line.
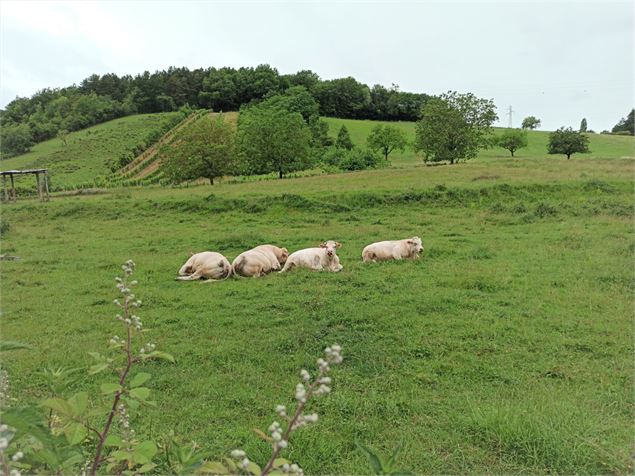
[159, 86, 397, 184]
[0, 65, 431, 157]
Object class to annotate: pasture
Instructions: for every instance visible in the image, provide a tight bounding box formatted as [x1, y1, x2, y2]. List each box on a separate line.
[2, 151, 633, 473]
[0, 112, 181, 189]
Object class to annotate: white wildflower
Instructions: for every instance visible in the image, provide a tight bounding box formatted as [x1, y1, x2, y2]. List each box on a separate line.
[277, 439, 288, 449]
[0, 437, 7, 450]
[300, 369, 310, 382]
[230, 449, 245, 459]
[241, 457, 250, 469]
[12, 451, 23, 461]
[275, 404, 286, 416]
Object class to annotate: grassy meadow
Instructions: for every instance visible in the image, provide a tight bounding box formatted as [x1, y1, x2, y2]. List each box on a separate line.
[0, 113, 180, 189]
[2, 134, 634, 474]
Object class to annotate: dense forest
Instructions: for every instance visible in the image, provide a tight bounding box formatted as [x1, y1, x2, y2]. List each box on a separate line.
[0, 65, 431, 157]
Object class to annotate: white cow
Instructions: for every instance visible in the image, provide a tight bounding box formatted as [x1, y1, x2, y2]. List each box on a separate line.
[232, 245, 288, 277]
[362, 237, 424, 262]
[177, 251, 232, 281]
[279, 240, 343, 273]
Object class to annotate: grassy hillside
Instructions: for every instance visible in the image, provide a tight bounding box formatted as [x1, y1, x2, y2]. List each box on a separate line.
[323, 117, 635, 165]
[3, 114, 631, 192]
[0, 113, 182, 189]
[2, 155, 633, 474]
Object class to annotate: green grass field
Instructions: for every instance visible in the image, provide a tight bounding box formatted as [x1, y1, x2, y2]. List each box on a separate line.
[2, 139, 633, 473]
[0, 113, 181, 189]
[323, 117, 635, 165]
[2, 114, 633, 193]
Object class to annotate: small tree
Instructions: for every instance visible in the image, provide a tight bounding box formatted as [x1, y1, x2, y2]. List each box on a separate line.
[580, 118, 587, 132]
[237, 105, 312, 179]
[547, 127, 590, 159]
[414, 91, 497, 165]
[162, 114, 235, 185]
[521, 116, 541, 130]
[497, 129, 528, 157]
[366, 124, 407, 161]
[335, 125, 354, 150]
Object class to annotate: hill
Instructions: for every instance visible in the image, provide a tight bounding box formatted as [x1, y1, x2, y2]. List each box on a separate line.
[0, 112, 183, 190]
[3, 114, 632, 192]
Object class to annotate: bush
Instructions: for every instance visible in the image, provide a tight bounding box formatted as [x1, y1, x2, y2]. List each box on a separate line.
[319, 146, 383, 171]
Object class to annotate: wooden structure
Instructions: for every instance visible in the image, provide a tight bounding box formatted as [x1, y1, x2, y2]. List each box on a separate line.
[1, 169, 50, 202]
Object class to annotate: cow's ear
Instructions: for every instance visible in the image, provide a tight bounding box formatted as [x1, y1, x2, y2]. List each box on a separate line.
[320, 242, 327, 248]
[336, 242, 342, 248]
[282, 248, 288, 253]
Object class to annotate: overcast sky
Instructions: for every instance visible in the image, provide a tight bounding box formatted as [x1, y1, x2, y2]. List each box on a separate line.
[1, 0, 632, 131]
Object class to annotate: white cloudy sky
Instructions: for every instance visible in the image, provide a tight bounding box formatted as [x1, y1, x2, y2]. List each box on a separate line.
[0, 0, 632, 131]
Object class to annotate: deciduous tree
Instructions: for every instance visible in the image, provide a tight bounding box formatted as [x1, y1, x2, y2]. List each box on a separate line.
[496, 129, 528, 157]
[366, 124, 407, 160]
[237, 105, 312, 179]
[521, 116, 541, 130]
[414, 92, 497, 164]
[547, 127, 589, 159]
[162, 114, 235, 185]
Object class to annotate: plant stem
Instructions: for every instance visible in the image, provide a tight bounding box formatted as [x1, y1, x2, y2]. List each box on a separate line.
[89, 298, 134, 476]
[260, 371, 323, 476]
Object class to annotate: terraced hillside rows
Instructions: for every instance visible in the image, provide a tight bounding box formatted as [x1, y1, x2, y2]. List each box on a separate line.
[0, 113, 183, 190]
[120, 110, 209, 179]
[130, 111, 239, 182]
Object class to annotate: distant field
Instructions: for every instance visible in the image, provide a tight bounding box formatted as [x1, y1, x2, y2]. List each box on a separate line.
[322, 117, 635, 165]
[0, 113, 181, 189]
[2, 153, 633, 473]
[2, 114, 632, 191]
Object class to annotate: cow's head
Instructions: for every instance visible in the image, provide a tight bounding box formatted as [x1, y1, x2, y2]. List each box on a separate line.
[407, 237, 424, 255]
[278, 247, 289, 265]
[320, 240, 342, 258]
[219, 260, 232, 278]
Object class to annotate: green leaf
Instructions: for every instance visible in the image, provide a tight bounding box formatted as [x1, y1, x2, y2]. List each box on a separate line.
[68, 392, 89, 415]
[89, 363, 109, 375]
[104, 434, 124, 447]
[111, 450, 132, 463]
[64, 422, 87, 445]
[356, 442, 384, 475]
[129, 387, 151, 401]
[0, 340, 31, 352]
[246, 461, 261, 475]
[133, 440, 158, 464]
[272, 458, 290, 468]
[197, 461, 229, 474]
[130, 372, 151, 388]
[100, 383, 122, 395]
[137, 463, 157, 473]
[387, 442, 402, 467]
[1, 406, 54, 446]
[145, 351, 175, 363]
[41, 397, 73, 416]
[223, 458, 237, 472]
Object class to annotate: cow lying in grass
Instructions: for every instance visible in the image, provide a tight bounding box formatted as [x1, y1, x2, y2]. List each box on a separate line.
[177, 251, 232, 281]
[279, 240, 343, 273]
[232, 245, 289, 277]
[362, 237, 424, 262]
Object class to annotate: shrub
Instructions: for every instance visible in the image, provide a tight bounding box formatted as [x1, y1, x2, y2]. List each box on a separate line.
[319, 146, 383, 171]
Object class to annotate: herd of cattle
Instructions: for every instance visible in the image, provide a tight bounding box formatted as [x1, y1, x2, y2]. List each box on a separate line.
[176, 237, 425, 281]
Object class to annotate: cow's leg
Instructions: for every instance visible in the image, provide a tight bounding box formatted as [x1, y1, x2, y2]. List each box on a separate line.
[176, 270, 203, 281]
